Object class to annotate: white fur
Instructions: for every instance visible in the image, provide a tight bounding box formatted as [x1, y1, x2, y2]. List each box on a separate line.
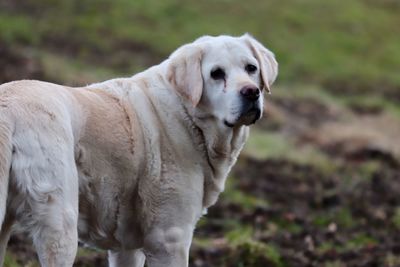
[0, 34, 277, 267]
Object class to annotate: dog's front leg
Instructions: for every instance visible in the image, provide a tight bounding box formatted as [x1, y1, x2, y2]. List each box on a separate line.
[143, 225, 193, 267]
[108, 249, 146, 267]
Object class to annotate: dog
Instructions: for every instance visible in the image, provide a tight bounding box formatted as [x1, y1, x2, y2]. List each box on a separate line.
[0, 34, 277, 267]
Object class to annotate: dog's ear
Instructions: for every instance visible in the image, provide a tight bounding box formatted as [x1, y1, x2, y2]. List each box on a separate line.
[243, 34, 278, 94]
[167, 44, 204, 106]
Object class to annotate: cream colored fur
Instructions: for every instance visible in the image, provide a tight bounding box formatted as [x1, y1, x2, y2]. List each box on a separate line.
[0, 34, 277, 267]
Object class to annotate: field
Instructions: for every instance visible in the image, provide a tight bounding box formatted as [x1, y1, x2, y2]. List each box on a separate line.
[1, 0, 400, 266]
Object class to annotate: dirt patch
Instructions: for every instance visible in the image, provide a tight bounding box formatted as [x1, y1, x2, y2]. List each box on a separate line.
[310, 114, 400, 166]
[191, 157, 400, 267]
[272, 96, 339, 127]
[323, 78, 400, 104]
[258, 95, 342, 136]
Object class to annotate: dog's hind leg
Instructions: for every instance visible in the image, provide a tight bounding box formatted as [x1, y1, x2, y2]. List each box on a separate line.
[0, 215, 14, 266]
[108, 249, 146, 267]
[31, 198, 78, 267]
[29, 158, 79, 267]
[0, 117, 13, 266]
[12, 126, 79, 267]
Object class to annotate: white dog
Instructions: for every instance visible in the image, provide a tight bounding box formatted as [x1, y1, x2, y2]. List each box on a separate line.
[0, 34, 277, 267]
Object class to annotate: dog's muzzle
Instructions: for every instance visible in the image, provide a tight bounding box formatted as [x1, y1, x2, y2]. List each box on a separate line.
[238, 86, 262, 125]
[224, 86, 262, 128]
[237, 104, 261, 126]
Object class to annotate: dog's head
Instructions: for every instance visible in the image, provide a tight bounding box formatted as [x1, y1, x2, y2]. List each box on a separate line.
[167, 34, 278, 128]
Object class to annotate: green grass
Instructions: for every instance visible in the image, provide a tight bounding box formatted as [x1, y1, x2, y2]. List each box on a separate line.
[223, 178, 269, 211]
[1, 0, 400, 90]
[38, 50, 119, 85]
[3, 253, 21, 267]
[243, 128, 335, 173]
[226, 226, 285, 267]
[317, 233, 377, 255]
[3, 252, 39, 267]
[345, 233, 377, 250]
[233, 240, 285, 267]
[392, 207, 400, 229]
[313, 207, 356, 229]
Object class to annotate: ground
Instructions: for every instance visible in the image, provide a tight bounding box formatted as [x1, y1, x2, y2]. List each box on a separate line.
[1, 1, 400, 266]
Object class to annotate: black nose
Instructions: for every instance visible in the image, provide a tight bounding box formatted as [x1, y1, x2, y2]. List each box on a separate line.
[240, 86, 260, 101]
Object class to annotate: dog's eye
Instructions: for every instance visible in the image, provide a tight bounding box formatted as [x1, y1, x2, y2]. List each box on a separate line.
[210, 68, 226, 80]
[245, 64, 257, 74]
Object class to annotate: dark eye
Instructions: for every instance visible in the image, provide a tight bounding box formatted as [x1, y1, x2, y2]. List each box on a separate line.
[210, 68, 226, 80]
[245, 64, 257, 74]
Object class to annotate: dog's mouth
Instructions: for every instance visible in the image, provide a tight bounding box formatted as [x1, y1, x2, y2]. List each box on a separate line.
[224, 120, 235, 128]
[224, 106, 262, 128]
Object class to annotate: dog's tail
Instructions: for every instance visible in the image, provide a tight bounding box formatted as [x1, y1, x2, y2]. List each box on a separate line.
[0, 118, 12, 230]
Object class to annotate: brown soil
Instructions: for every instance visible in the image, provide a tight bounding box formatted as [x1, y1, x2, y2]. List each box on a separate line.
[190, 157, 400, 267]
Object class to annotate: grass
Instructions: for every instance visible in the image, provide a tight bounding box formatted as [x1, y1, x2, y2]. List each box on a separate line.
[3, 253, 21, 267]
[223, 178, 269, 211]
[233, 240, 285, 267]
[3, 252, 39, 267]
[38, 50, 119, 86]
[226, 227, 285, 267]
[317, 233, 377, 255]
[392, 207, 400, 229]
[243, 128, 335, 173]
[313, 207, 356, 229]
[1, 0, 400, 90]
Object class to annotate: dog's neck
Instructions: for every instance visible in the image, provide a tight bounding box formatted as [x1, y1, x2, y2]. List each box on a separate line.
[184, 105, 249, 208]
[145, 63, 250, 208]
[134, 66, 250, 208]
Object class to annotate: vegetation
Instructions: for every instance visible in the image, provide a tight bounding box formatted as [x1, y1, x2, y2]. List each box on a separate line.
[2, 0, 400, 90]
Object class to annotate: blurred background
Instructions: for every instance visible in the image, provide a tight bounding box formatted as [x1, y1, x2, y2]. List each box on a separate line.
[1, 0, 400, 266]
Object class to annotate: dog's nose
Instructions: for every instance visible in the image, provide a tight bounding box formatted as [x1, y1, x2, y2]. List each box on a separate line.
[240, 86, 260, 101]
